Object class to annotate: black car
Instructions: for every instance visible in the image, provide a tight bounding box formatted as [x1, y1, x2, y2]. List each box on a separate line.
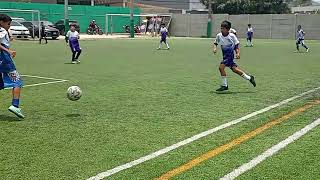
[21, 21, 60, 39]
[54, 19, 80, 35]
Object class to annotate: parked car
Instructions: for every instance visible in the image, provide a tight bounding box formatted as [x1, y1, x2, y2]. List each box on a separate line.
[20, 21, 60, 39]
[12, 17, 26, 23]
[54, 19, 80, 35]
[9, 20, 30, 39]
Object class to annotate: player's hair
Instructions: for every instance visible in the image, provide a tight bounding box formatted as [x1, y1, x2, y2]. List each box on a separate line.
[297, 25, 301, 29]
[248, 24, 251, 27]
[70, 24, 76, 27]
[221, 21, 231, 30]
[0, 14, 12, 22]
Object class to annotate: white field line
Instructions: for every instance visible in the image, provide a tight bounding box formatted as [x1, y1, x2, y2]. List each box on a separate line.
[87, 86, 320, 180]
[21, 74, 68, 81]
[23, 80, 68, 88]
[221, 117, 320, 180]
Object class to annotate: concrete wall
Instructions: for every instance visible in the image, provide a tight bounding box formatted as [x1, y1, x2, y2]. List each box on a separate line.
[170, 14, 320, 40]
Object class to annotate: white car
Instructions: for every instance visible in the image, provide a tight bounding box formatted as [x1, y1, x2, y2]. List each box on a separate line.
[9, 21, 30, 39]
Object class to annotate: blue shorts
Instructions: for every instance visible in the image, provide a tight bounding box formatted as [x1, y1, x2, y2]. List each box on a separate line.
[69, 38, 81, 53]
[160, 37, 167, 43]
[221, 59, 237, 69]
[0, 71, 23, 90]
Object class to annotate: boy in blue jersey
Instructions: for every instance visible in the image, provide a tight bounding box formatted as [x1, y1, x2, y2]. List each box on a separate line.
[246, 24, 253, 47]
[213, 21, 256, 92]
[157, 23, 170, 50]
[0, 14, 24, 118]
[66, 24, 82, 64]
[296, 25, 309, 53]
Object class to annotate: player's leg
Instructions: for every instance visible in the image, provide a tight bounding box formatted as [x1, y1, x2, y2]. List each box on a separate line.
[75, 49, 82, 62]
[157, 39, 163, 50]
[45, 36, 48, 44]
[231, 66, 256, 87]
[301, 40, 309, 52]
[216, 63, 228, 91]
[39, 36, 42, 44]
[3, 71, 24, 118]
[164, 39, 170, 49]
[296, 39, 300, 51]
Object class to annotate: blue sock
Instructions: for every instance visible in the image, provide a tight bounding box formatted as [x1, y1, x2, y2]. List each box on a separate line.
[12, 99, 20, 108]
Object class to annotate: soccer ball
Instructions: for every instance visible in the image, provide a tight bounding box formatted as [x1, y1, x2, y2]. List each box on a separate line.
[67, 86, 82, 101]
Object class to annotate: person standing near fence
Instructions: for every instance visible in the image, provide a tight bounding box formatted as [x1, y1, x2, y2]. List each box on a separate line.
[295, 25, 309, 53]
[246, 24, 254, 47]
[39, 22, 47, 44]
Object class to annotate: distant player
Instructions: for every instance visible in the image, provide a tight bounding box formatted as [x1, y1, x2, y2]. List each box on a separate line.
[39, 22, 48, 44]
[296, 25, 309, 53]
[246, 24, 253, 47]
[229, 28, 237, 36]
[213, 21, 256, 92]
[157, 23, 170, 50]
[66, 24, 82, 64]
[0, 14, 25, 118]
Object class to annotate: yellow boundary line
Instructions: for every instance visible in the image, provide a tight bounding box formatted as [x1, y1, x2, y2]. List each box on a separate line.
[157, 100, 320, 180]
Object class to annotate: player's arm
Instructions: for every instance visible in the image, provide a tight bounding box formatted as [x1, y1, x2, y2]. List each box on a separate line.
[0, 32, 16, 58]
[213, 36, 219, 54]
[65, 31, 70, 43]
[235, 44, 240, 59]
[0, 44, 16, 58]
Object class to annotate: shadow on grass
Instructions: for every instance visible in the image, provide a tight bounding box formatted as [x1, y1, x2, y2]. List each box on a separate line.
[0, 114, 21, 122]
[66, 114, 81, 118]
[212, 91, 256, 95]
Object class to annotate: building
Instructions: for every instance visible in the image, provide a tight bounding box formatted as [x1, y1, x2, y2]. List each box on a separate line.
[291, 5, 320, 14]
[135, 0, 205, 10]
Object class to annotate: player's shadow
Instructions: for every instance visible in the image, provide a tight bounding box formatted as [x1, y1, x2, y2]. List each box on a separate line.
[65, 114, 81, 118]
[0, 115, 21, 122]
[212, 91, 255, 95]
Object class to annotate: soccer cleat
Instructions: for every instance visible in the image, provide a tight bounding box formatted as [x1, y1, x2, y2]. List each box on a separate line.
[75, 59, 81, 63]
[157, 48, 161, 50]
[71, 61, 78, 64]
[306, 48, 309, 53]
[216, 86, 228, 92]
[249, 75, 256, 87]
[8, 105, 25, 119]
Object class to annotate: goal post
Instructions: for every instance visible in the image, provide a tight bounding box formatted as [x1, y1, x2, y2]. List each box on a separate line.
[105, 13, 172, 37]
[0, 8, 41, 39]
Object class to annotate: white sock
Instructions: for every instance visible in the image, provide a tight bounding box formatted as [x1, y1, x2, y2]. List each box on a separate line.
[158, 43, 162, 49]
[221, 76, 228, 87]
[166, 43, 170, 49]
[241, 73, 251, 80]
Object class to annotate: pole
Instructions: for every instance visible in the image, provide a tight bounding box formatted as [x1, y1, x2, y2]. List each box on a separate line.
[91, 0, 94, 6]
[207, 0, 212, 38]
[64, 0, 69, 35]
[130, 0, 134, 38]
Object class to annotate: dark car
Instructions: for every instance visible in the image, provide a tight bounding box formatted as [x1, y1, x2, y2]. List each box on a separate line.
[21, 21, 60, 39]
[54, 19, 80, 35]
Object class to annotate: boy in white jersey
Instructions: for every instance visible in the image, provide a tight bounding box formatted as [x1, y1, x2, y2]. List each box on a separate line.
[246, 24, 253, 47]
[296, 25, 309, 53]
[0, 14, 25, 118]
[213, 21, 256, 92]
[66, 24, 82, 64]
[157, 23, 170, 50]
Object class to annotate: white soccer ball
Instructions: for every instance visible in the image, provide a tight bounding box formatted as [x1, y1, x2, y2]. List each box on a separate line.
[67, 86, 82, 101]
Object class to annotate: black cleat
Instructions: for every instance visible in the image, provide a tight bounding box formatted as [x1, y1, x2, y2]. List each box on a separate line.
[250, 75, 256, 87]
[216, 86, 228, 92]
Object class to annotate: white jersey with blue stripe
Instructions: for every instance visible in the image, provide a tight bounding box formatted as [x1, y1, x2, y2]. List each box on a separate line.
[214, 32, 239, 60]
[66, 30, 79, 39]
[0, 27, 10, 47]
[296, 29, 305, 40]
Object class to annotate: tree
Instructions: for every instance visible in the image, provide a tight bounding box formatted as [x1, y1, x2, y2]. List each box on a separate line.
[201, 0, 291, 14]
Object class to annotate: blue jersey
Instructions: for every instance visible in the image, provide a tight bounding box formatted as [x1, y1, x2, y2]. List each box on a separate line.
[296, 29, 305, 40]
[0, 28, 16, 72]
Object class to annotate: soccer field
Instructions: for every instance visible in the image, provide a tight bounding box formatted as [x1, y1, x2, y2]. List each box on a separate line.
[1, 38, 320, 180]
